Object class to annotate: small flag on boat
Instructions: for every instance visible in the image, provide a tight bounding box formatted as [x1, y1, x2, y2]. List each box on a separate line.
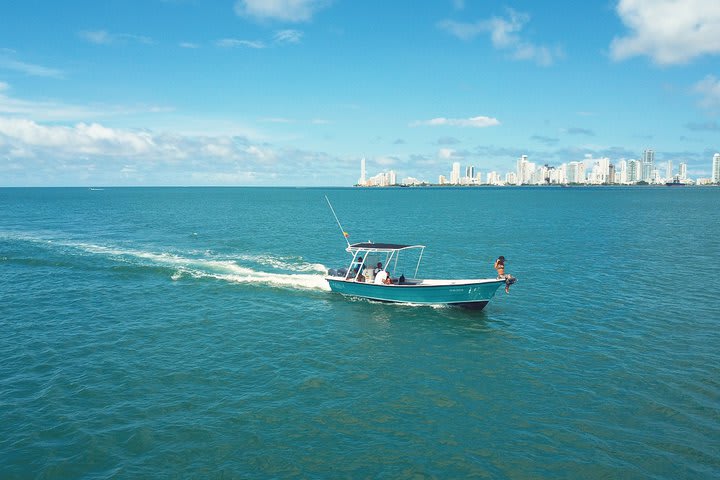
[343, 231, 349, 238]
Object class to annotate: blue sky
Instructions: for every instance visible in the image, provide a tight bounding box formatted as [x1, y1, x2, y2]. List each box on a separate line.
[0, 0, 718, 186]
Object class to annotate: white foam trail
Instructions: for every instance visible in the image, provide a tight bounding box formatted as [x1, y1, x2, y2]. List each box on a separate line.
[94, 245, 331, 291]
[236, 253, 327, 273]
[178, 267, 330, 291]
[2, 232, 330, 292]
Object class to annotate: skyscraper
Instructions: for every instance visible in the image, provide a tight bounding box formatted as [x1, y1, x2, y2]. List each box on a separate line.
[516, 155, 530, 185]
[388, 170, 397, 186]
[451, 162, 460, 184]
[567, 161, 583, 183]
[627, 159, 640, 183]
[642, 149, 654, 182]
[616, 159, 627, 183]
[713, 153, 720, 183]
[516, 155, 524, 185]
[679, 162, 687, 180]
[466, 165, 475, 182]
[665, 160, 672, 180]
[359, 158, 366, 186]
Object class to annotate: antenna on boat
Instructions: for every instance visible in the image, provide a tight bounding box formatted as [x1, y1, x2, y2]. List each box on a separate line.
[325, 195, 351, 247]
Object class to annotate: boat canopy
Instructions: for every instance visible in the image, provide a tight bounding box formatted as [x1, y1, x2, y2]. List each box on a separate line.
[342, 242, 426, 280]
[346, 242, 425, 253]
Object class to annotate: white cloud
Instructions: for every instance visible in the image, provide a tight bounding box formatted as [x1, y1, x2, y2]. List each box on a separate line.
[438, 9, 562, 66]
[0, 116, 351, 185]
[190, 171, 259, 184]
[438, 148, 455, 159]
[202, 142, 235, 159]
[0, 117, 280, 165]
[246, 145, 277, 162]
[261, 117, 294, 123]
[693, 75, 720, 110]
[216, 38, 266, 49]
[0, 118, 156, 156]
[79, 30, 112, 44]
[375, 155, 398, 166]
[79, 30, 153, 45]
[610, 0, 720, 65]
[0, 54, 63, 78]
[0, 84, 172, 121]
[274, 29, 303, 44]
[411, 116, 500, 128]
[437, 19, 486, 41]
[234, 0, 330, 22]
[179, 42, 200, 49]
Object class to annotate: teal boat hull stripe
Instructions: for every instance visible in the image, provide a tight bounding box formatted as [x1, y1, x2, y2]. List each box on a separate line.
[326, 278, 504, 309]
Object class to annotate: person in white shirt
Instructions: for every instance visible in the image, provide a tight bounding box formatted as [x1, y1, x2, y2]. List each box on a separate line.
[374, 269, 392, 285]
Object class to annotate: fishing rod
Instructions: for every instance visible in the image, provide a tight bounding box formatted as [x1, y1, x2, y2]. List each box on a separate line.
[324, 195, 351, 247]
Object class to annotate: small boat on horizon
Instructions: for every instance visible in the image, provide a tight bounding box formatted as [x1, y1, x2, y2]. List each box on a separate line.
[325, 242, 507, 310]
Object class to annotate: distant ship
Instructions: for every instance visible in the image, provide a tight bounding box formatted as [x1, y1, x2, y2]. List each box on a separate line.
[665, 178, 686, 187]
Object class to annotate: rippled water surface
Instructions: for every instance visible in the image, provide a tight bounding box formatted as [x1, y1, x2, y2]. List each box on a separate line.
[1, 187, 719, 478]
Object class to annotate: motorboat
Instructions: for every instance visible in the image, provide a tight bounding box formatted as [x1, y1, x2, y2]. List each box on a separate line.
[325, 242, 507, 310]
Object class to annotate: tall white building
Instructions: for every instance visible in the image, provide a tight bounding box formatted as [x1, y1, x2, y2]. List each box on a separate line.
[532, 165, 548, 185]
[358, 158, 366, 186]
[642, 149, 654, 182]
[589, 157, 610, 184]
[713, 153, 720, 183]
[566, 161, 586, 183]
[665, 160, 673, 180]
[557, 163, 568, 184]
[627, 159, 641, 183]
[451, 162, 461, 185]
[679, 162, 688, 180]
[616, 159, 627, 184]
[516, 155, 532, 185]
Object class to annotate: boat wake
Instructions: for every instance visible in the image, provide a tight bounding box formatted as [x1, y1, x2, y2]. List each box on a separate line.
[1, 232, 330, 292]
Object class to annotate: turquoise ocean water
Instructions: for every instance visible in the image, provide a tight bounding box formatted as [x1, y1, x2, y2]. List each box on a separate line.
[1, 186, 719, 478]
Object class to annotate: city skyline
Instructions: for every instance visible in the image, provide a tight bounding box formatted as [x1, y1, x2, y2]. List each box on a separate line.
[358, 150, 720, 186]
[1, 1, 719, 186]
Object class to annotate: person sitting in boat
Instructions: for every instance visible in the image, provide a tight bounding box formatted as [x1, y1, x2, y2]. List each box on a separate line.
[352, 256, 364, 275]
[373, 262, 383, 277]
[494, 255, 516, 293]
[374, 269, 392, 285]
[356, 271, 365, 282]
[363, 264, 375, 283]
